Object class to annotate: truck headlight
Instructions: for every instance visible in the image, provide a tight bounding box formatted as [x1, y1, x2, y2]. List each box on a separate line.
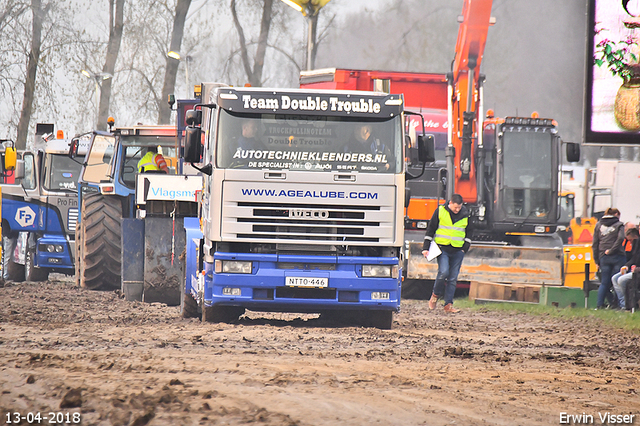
[362, 264, 398, 278]
[215, 260, 252, 274]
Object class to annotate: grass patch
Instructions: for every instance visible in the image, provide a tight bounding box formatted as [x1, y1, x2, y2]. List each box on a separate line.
[454, 298, 640, 333]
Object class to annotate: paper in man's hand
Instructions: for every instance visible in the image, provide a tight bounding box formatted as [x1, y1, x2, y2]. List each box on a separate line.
[427, 240, 441, 261]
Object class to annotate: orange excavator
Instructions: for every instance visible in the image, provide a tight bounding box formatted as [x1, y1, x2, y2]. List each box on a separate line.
[300, 0, 580, 287]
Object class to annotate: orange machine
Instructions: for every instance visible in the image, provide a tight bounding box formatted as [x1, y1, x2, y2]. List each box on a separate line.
[301, 0, 581, 287]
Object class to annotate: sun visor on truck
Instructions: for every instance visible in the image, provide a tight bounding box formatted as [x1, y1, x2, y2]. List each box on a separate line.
[216, 89, 404, 118]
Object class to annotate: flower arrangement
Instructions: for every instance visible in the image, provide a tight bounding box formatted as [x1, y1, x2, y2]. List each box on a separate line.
[594, 28, 640, 83]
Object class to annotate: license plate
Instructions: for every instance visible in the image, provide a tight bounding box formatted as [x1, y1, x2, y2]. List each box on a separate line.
[285, 276, 328, 288]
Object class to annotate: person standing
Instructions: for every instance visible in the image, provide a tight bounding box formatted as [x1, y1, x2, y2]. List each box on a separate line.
[422, 194, 471, 313]
[593, 208, 626, 309]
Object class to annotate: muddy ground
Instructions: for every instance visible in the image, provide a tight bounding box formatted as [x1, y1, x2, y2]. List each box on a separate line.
[1, 276, 639, 426]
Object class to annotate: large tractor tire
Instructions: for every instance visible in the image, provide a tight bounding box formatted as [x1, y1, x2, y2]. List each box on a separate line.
[79, 193, 122, 291]
[74, 221, 82, 287]
[25, 248, 48, 282]
[2, 235, 25, 282]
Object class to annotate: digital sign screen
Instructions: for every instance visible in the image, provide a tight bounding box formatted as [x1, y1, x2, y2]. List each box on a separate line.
[585, 0, 640, 144]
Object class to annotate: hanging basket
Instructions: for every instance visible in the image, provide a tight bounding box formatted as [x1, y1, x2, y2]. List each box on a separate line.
[614, 79, 640, 131]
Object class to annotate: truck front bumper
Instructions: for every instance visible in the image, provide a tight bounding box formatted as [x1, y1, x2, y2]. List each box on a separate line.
[202, 253, 401, 313]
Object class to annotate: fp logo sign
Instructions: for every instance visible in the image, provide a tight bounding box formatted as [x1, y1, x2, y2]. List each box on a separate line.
[15, 206, 36, 227]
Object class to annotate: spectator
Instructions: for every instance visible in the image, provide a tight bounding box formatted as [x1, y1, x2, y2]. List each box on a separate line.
[592, 207, 626, 309]
[622, 222, 637, 261]
[611, 227, 640, 310]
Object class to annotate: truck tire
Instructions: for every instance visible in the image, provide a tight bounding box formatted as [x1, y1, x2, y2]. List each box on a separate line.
[180, 257, 199, 318]
[25, 248, 48, 282]
[74, 221, 82, 287]
[201, 293, 244, 323]
[180, 284, 199, 318]
[2, 236, 25, 282]
[79, 193, 122, 291]
[366, 310, 393, 330]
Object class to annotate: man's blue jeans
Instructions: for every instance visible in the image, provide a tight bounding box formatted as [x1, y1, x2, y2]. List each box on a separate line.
[597, 254, 626, 308]
[433, 249, 465, 305]
[612, 271, 633, 309]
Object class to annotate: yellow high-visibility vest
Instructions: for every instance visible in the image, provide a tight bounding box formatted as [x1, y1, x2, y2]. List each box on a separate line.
[137, 151, 161, 173]
[434, 206, 467, 248]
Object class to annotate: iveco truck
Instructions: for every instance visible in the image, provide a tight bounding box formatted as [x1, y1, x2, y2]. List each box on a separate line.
[179, 84, 423, 329]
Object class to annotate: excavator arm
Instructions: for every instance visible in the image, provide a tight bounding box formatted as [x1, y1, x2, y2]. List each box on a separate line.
[447, 0, 494, 203]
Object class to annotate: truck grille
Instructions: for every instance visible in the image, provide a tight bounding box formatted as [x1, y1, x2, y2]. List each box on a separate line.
[221, 182, 396, 245]
[67, 208, 78, 233]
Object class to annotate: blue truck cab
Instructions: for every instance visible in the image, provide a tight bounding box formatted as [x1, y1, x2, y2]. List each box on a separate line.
[1, 129, 82, 281]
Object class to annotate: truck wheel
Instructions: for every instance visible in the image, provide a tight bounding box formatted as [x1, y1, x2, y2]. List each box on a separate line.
[201, 293, 244, 323]
[366, 311, 393, 330]
[25, 249, 48, 282]
[79, 193, 122, 291]
[180, 286, 199, 318]
[180, 266, 199, 318]
[2, 236, 25, 282]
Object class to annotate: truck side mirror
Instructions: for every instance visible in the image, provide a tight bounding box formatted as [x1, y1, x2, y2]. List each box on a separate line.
[185, 109, 202, 126]
[14, 159, 25, 180]
[4, 146, 16, 171]
[405, 187, 411, 208]
[566, 142, 580, 163]
[68, 139, 78, 158]
[418, 134, 435, 163]
[184, 126, 202, 163]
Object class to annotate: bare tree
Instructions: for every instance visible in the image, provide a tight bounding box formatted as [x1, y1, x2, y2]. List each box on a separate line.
[15, 0, 50, 150]
[96, 0, 125, 131]
[159, 0, 192, 124]
[231, 0, 274, 87]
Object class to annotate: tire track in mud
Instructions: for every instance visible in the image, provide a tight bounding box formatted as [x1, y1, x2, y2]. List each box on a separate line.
[1, 278, 639, 425]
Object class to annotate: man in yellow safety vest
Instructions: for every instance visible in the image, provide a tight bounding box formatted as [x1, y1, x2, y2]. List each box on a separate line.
[421, 193, 471, 313]
[137, 147, 168, 173]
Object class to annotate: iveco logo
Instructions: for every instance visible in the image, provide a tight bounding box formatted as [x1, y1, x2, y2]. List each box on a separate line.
[289, 209, 330, 219]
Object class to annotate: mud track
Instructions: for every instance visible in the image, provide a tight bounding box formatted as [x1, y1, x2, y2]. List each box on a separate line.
[1, 277, 639, 425]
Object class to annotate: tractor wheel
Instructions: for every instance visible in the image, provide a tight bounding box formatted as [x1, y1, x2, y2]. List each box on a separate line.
[2, 235, 25, 282]
[74, 222, 82, 287]
[25, 248, 48, 282]
[79, 193, 122, 291]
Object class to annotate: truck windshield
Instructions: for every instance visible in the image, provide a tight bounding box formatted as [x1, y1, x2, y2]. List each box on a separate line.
[215, 110, 403, 173]
[501, 131, 554, 219]
[44, 154, 81, 192]
[119, 135, 177, 188]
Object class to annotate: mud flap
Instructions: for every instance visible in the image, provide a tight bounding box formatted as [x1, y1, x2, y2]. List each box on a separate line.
[121, 218, 144, 301]
[142, 217, 185, 306]
[183, 217, 203, 301]
[406, 241, 563, 286]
